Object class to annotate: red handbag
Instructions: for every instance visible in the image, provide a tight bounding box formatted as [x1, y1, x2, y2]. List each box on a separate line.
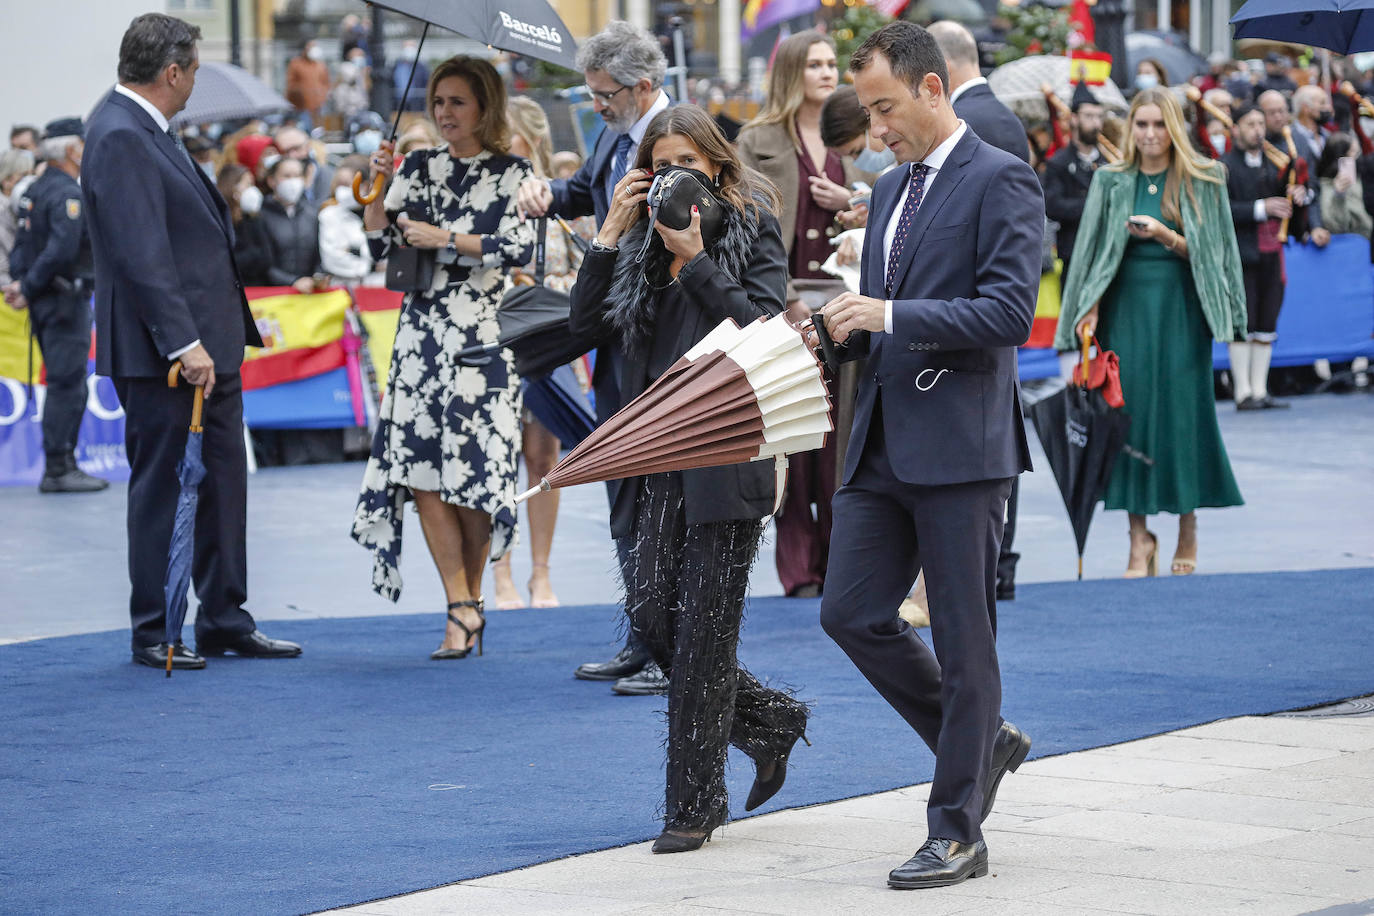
[1073, 332, 1125, 408]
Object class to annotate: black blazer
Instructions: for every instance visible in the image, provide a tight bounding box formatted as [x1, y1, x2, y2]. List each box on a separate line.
[953, 83, 1030, 163]
[1042, 145, 1101, 268]
[847, 130, 1041, 486]
[1221, 149, 1287, 265]
[568, 212, 789, 539]
[83, 91, 261, 377]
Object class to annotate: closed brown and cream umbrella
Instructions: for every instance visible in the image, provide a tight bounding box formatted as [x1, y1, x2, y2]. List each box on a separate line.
[515, 314, 832, 502]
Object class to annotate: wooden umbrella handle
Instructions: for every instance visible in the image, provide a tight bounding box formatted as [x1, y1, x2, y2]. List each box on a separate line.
[167, 360, 206, 433]
[1278, 125, 1299, 244]
[352, 171, 384, 206]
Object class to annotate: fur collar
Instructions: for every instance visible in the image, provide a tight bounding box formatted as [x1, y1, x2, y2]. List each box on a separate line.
[605, 199, 765, 356]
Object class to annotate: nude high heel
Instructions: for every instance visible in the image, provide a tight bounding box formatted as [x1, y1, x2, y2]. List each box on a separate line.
[1124, 530, 1157, 579]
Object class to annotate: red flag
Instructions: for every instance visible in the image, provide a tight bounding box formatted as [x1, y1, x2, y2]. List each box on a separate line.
[1068, 0, 1096, 46]
[872, 0, 912, 16]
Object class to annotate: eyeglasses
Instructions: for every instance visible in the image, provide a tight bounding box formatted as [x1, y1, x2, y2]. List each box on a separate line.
[584, 84, 631, 103]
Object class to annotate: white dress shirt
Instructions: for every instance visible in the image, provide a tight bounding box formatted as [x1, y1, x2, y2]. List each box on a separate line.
[947, 77, 988, 108]
[881, 121, 969, 332]
[116, 84, 204, 360]
[604, 90, 671, 202]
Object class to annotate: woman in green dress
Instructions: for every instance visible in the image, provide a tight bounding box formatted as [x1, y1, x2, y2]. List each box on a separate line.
[1056, 88, 1247, 578]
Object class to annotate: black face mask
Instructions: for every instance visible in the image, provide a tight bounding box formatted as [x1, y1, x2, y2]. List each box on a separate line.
[634, 166, 727, 264]
[1317, 108, 1334, 123]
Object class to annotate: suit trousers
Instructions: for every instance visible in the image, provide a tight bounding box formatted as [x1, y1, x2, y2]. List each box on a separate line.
[114, 373, 256, 649]
[620, 472, 807, 830]
[28, 288, 92, 462]
[820, 394, 1011, 843]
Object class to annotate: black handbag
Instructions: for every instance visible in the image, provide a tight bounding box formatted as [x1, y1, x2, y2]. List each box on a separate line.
[633, 166, 727, 263]
[384, 245, 435, 292]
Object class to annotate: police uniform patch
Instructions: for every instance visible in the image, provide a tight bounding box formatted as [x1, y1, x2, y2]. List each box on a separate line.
[66, 199, 81, 220]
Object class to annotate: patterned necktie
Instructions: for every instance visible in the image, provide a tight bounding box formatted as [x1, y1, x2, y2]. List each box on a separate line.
[608, 133, 635, 192]
[885, 163, 930, 298]
[167, 127, 194, 168]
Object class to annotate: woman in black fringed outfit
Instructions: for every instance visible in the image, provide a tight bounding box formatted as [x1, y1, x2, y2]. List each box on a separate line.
[569, 105, 810, 853]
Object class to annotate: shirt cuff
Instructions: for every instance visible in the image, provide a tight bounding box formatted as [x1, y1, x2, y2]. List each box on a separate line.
[884, 300, 893, 335]
[168, 339, 201, 360]
[1253, 199, 1268, 222]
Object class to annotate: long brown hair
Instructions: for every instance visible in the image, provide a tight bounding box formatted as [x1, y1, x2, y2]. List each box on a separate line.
[1110, 87, 1223, 225]
[629, 105, 782, 232]
[743, 30, 835, 150]
[216, 162, 251, 222]
[426, 55, 511, 154]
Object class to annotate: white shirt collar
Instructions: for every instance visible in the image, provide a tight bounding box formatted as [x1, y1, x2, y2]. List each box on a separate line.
[947, 77, 987, 107]
[917, 120, 968, 174]
[628, 90, 671, 146]
[1244, 149, 1263, 168]
[114, 84, 170, 132]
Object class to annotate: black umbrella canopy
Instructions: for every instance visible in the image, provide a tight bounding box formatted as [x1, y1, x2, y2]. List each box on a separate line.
[170, 62, 292, 128]
[1027, 385, 1132, 578]
[367, 0, 579, 71]
[1126, 31, 1210, 85]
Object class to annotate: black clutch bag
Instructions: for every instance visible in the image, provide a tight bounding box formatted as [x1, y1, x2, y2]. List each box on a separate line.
[633, 166, 727, 263]
[385, 245, 435, 292]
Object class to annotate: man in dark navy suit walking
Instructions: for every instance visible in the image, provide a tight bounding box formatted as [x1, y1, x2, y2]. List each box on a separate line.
[516, 19, 673, 694]
[83, 13, 300, 670]
[813, 21, 1040, 889]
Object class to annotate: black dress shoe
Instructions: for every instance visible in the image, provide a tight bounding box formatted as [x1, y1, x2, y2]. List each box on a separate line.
[574, 644, 649, 681]
[39, 467, 109, 493]
[196, 629, 302, 658]
[788, 583, 822, 598]
[982, 721, 1032, 822]
[745, 728, 810, 811]
[1236, 396, 1263, 411]
[888, 838, 988, 889]
[995, 581, 1015, 601]
[1258, 394, 1290, 409]
[612, 660, 669, 695]
[132, 642, 205, 670]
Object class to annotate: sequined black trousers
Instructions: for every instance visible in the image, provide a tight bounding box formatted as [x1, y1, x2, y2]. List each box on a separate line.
[620, 472, 809, 832]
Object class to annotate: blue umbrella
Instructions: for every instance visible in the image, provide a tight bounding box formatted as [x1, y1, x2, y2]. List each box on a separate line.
[1231, 0, 1374, 55]
[162, 364, 207, 677]
[523, 363, 595, 449]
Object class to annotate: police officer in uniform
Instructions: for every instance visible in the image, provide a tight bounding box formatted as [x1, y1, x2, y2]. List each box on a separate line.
[4, 117, 108, 493]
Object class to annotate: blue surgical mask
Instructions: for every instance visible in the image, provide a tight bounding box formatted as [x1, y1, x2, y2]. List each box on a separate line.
[1135, 73, 1159, 91]
[353, 130, 382, 155]
[853, 137, 895, 173]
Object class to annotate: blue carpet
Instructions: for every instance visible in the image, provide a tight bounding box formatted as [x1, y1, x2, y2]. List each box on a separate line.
[3, 568, 1373, 915]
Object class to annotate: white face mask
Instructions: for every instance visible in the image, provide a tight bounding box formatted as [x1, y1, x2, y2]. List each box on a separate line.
[238, 184, 263, 215]
[1135, 73, 1159, 91]
[1209, 132, 1228, 152]
[334, 185, 360, 209]
[306, 46, 324, 62]
[275, 176, 305, 205]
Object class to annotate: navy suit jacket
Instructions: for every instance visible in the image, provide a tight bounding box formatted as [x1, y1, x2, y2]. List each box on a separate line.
[953, 83, 1030, 163]
[847, 129, 1042, 486]
[548, 124, 621, 227]
[83, 91, 261, 378]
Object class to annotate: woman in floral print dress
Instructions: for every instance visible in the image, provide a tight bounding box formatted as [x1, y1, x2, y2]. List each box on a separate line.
[352, 56, 534, 659]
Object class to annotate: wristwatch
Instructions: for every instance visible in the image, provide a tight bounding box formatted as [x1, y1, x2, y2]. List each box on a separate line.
[445, 232, 458, 257]
[590, 238, 618, 253]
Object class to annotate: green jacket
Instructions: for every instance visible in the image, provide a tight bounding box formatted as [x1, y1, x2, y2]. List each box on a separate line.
[1054, 165, 1248, 351]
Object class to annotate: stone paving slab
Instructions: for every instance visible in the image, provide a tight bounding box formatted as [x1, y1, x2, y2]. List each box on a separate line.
[321, 713, 1374, 916]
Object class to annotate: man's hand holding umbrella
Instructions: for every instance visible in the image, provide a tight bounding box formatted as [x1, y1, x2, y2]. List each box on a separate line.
[178, 343, 216, 399]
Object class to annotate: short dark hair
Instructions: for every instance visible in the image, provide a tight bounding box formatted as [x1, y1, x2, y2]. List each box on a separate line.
[118, 13, 201, 85]
[10, 125, 38, 143]
[850, 21, 949, 97]
[820, 86, 869, 149]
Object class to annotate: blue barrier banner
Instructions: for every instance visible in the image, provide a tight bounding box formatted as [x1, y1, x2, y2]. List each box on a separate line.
[0, 372, 128, 486]
[242, 367, 358, 430]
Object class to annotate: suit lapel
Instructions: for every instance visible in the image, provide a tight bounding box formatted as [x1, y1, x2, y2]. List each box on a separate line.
[864, 168, 903, 297]
[112, 93, 229, 237]
[890, 131, 977, 294]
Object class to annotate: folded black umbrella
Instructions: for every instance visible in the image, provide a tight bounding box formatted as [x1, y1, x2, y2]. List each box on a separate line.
[1028, 382, 1133, 580]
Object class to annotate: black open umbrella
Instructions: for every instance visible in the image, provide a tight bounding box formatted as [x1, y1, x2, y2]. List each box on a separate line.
[1231, 0, 1374, 55]
[1027, 334, 1148, 579]
[169, 62, 292, 129]
[353, 0, 579, 203]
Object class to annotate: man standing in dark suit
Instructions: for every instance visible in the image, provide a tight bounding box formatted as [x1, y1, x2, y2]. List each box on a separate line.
[929, 21, 1030, 164]
[1042, 84, 1106, 276]
[1222, 104, 1293, 410]
[517, 20, 672, 694]
[928, 19, 1027, 602]
[83, 13, 300, 670]
[813, 21, 1040, 889]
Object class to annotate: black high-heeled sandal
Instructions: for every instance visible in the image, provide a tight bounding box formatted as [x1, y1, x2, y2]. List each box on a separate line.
[430, 599, 486, 660]
[651, 828, 713, 854]
[745, 728, 811, 812]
